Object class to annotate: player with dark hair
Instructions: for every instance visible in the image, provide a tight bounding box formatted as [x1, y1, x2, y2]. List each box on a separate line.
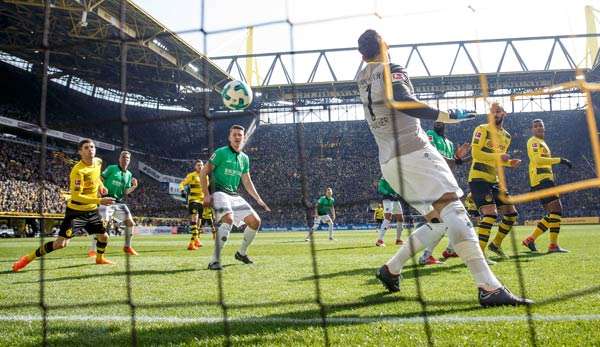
[357, 29, 531, 307]
[306, 187, 336, 241]
[201, 125, 271, 270]
[468, 102, 521, 262]
[12, 139, 115, 272]
[522, 119, 572, 253]
[180, 160, 207, 250]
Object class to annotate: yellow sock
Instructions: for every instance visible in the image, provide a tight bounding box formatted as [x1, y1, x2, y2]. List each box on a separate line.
[478, 215, 496, 251]
[531, 215, 551, 240]
[548, 213, 561, 245]
[492, 213, 517, 247]
[26, 251, 37, 261]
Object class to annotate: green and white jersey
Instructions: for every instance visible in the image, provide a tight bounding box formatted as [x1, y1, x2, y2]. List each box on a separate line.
[427, 129, 455, 160]
[316, 196, 335, 216]
[102, 164, 132, 201]
[209, 145, 250, 195]
[377, 178, 401, 200]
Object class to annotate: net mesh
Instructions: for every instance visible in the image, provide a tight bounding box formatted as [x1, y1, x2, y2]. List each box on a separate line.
[1, 0, 600, 346]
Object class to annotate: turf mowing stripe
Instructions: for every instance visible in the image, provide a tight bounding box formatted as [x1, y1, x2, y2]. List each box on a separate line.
[1, 314, 600, 325]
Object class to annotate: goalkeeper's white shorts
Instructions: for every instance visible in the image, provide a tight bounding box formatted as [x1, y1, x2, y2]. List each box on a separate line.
[381, 144, 463, 216]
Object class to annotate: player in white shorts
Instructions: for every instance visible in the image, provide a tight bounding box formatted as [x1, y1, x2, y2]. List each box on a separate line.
[357, 29, 531, 307]
[88, 151, 139, 256]
[201, 125, 271, 270]
[375, 178, 406, 246]
[306, 187, 336, 241]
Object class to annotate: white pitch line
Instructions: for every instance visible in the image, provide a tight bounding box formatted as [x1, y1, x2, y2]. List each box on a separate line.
[1, 314, 600, 325]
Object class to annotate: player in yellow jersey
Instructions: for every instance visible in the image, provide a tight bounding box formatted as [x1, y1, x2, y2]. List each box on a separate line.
[12, 139, 116, 272]
[522, 119, 572, 253]
[468, 103, 521, 262]
[179, 160, 208, 250]
[374, 203, 385, 230]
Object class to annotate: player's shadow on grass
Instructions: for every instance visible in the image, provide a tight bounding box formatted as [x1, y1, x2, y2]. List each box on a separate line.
[12, 268, 198, 284]
[291, 262, 467, 283]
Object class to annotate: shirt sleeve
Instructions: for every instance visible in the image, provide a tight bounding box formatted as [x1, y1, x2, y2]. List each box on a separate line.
[390, 64, 439, 120]
[101, 165, 112, 179]
[179, 173, 190, 191]
[242, 154, 250, 174]
[209, 149, 222, 167]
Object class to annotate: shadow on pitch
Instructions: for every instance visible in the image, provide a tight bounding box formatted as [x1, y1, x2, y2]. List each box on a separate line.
[12, 268, 198, 284]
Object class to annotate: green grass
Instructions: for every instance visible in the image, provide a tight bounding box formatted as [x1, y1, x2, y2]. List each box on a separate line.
[1, 225, 600, 346]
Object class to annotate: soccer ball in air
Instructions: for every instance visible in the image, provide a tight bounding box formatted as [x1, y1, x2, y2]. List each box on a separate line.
[221, 80, 253, 110]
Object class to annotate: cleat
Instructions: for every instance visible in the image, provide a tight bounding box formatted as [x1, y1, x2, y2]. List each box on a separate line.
[12, 256, 32, 272]
[87, 250, 97, 258]
[488, 242, 509, 259]
[234, 251, 254, 264]
[442, 249, 459, 258]
[95, 257, 115, 265]
[548, 244, 569, 253]
[123, 247, 138, 256]
[328, 237, 336, 241]
[194, 239, 202, 248]
[187, 242, 198, 251]
[478, 286, 534, 307]
[376, 265, 401, 292]
[208, 261, 222, 270]
[419, 255, 442, 265]
[395, 239, 404, 245]
[522, 237, 538, 252]
[375, 240, 385, 247]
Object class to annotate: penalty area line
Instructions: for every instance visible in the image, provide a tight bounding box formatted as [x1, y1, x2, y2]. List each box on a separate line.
[1, 314, 600, 325]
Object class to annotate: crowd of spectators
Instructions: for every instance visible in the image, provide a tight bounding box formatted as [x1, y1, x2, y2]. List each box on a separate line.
[1, 59, 599, 228]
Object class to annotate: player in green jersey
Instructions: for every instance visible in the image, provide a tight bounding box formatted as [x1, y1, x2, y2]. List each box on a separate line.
[88, 150, 139, 256]
[305, 187, 336, 241]
[201, 125, 271, 270]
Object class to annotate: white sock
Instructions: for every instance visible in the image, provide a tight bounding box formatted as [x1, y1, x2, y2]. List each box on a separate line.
[328, 223, 333, 238]
[440, 201, 502, 289]
[124, 226, 133, 247]
[90, 235, 97, 252]
[378, 219, 391, 240]
[422, 234, 444, 258]
[396, 222, 404, 238]
[385, 223, 446, 274]
[238, 226, 257, 256]
[212, 223, 232, 263]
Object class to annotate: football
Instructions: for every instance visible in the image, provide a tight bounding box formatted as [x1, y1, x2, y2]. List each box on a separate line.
[221, 80, 253, 110]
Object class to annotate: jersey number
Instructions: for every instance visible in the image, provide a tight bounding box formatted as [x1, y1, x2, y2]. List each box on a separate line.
[366, 84, 376, 121]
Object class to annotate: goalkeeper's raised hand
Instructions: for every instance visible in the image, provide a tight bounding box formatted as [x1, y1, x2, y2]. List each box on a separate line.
[436, 109, 477, 124]
[559, 158, 572, 169]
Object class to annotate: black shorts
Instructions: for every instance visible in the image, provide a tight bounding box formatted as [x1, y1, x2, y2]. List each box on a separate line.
[200, 218, 213, 226]
[188, 202, 204, 216]
[58, 207, 106, 239]
[468, 180, 512, 209]
[467, 209, 480, 218]
[375, 218, 384, 225]
[531, 179, 560, 205]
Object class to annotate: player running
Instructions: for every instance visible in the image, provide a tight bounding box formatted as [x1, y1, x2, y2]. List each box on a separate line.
[305, 187, 336, 241]
[522, 119, 572, 253]
[356, 29, 531, 307]
[13, 139, 115, 272]
[88, 150, 139, 257]
[201, 125, 271, 270]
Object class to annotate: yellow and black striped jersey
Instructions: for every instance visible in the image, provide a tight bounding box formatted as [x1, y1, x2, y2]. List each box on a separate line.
[374, 207, 384, 220]
[67, 157, 103, 211]
[527, 136, 560, 187]
[468, 124, 512, 183]
[179, 171, 206, 203]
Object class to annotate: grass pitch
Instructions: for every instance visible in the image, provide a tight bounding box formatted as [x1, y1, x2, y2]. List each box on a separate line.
[1, 225, 599, 346]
